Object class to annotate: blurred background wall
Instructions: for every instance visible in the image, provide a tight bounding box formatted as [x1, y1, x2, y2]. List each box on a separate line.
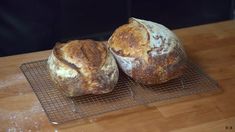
[0, 0, 234, 56]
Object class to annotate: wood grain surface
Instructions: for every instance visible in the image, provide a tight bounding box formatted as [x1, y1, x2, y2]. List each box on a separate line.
[0, 20, 235, 132]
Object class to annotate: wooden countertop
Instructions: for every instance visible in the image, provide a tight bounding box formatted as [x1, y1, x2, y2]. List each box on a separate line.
[1, 20, 235, 132]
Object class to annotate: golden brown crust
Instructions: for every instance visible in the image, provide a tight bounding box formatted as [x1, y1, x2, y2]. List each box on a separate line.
[109, 19, 150, 61]
[54, 40, 107, 71]
[48, 39, 119, 97]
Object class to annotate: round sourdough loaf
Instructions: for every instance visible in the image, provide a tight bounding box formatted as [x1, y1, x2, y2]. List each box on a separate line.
[47, 39, 119, 97]
[108, 18, 187, 85]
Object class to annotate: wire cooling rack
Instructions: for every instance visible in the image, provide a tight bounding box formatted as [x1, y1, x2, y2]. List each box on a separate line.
[20, 60, 221, 124]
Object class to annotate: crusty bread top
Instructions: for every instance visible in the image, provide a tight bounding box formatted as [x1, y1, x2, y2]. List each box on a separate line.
[108, 18, 150, 61]
[53, 39, 107, 76]
[108, 18, 181, 62]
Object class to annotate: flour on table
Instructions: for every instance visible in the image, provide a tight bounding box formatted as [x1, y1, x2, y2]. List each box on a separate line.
[1, 101, 46, 131]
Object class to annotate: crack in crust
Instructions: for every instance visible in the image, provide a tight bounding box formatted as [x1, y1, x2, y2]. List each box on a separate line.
[53, 43, 82, 74]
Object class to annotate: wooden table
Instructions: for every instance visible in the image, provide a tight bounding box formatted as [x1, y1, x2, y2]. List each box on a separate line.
[1, 20, 235, 132]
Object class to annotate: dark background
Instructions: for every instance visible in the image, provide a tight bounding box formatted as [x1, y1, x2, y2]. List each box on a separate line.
[0, 0, 234, 57]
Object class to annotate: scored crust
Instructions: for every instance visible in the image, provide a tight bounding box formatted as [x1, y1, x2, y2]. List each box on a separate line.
[108, 18, 187, 85]
[48, 39, 119, 97]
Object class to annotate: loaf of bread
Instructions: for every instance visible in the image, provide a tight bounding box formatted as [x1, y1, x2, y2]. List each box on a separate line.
[108, 18, 187, 85]
[47, 39, 119, 97]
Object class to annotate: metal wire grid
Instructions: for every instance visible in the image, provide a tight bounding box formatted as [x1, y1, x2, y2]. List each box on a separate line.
[71, 71, 140, 118]
[135, 61, 220, 104]
[20, 60, 221, 124]
[20, 60, 80, 124]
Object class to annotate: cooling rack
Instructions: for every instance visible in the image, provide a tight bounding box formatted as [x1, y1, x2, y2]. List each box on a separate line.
[20, 60, 221, 124]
